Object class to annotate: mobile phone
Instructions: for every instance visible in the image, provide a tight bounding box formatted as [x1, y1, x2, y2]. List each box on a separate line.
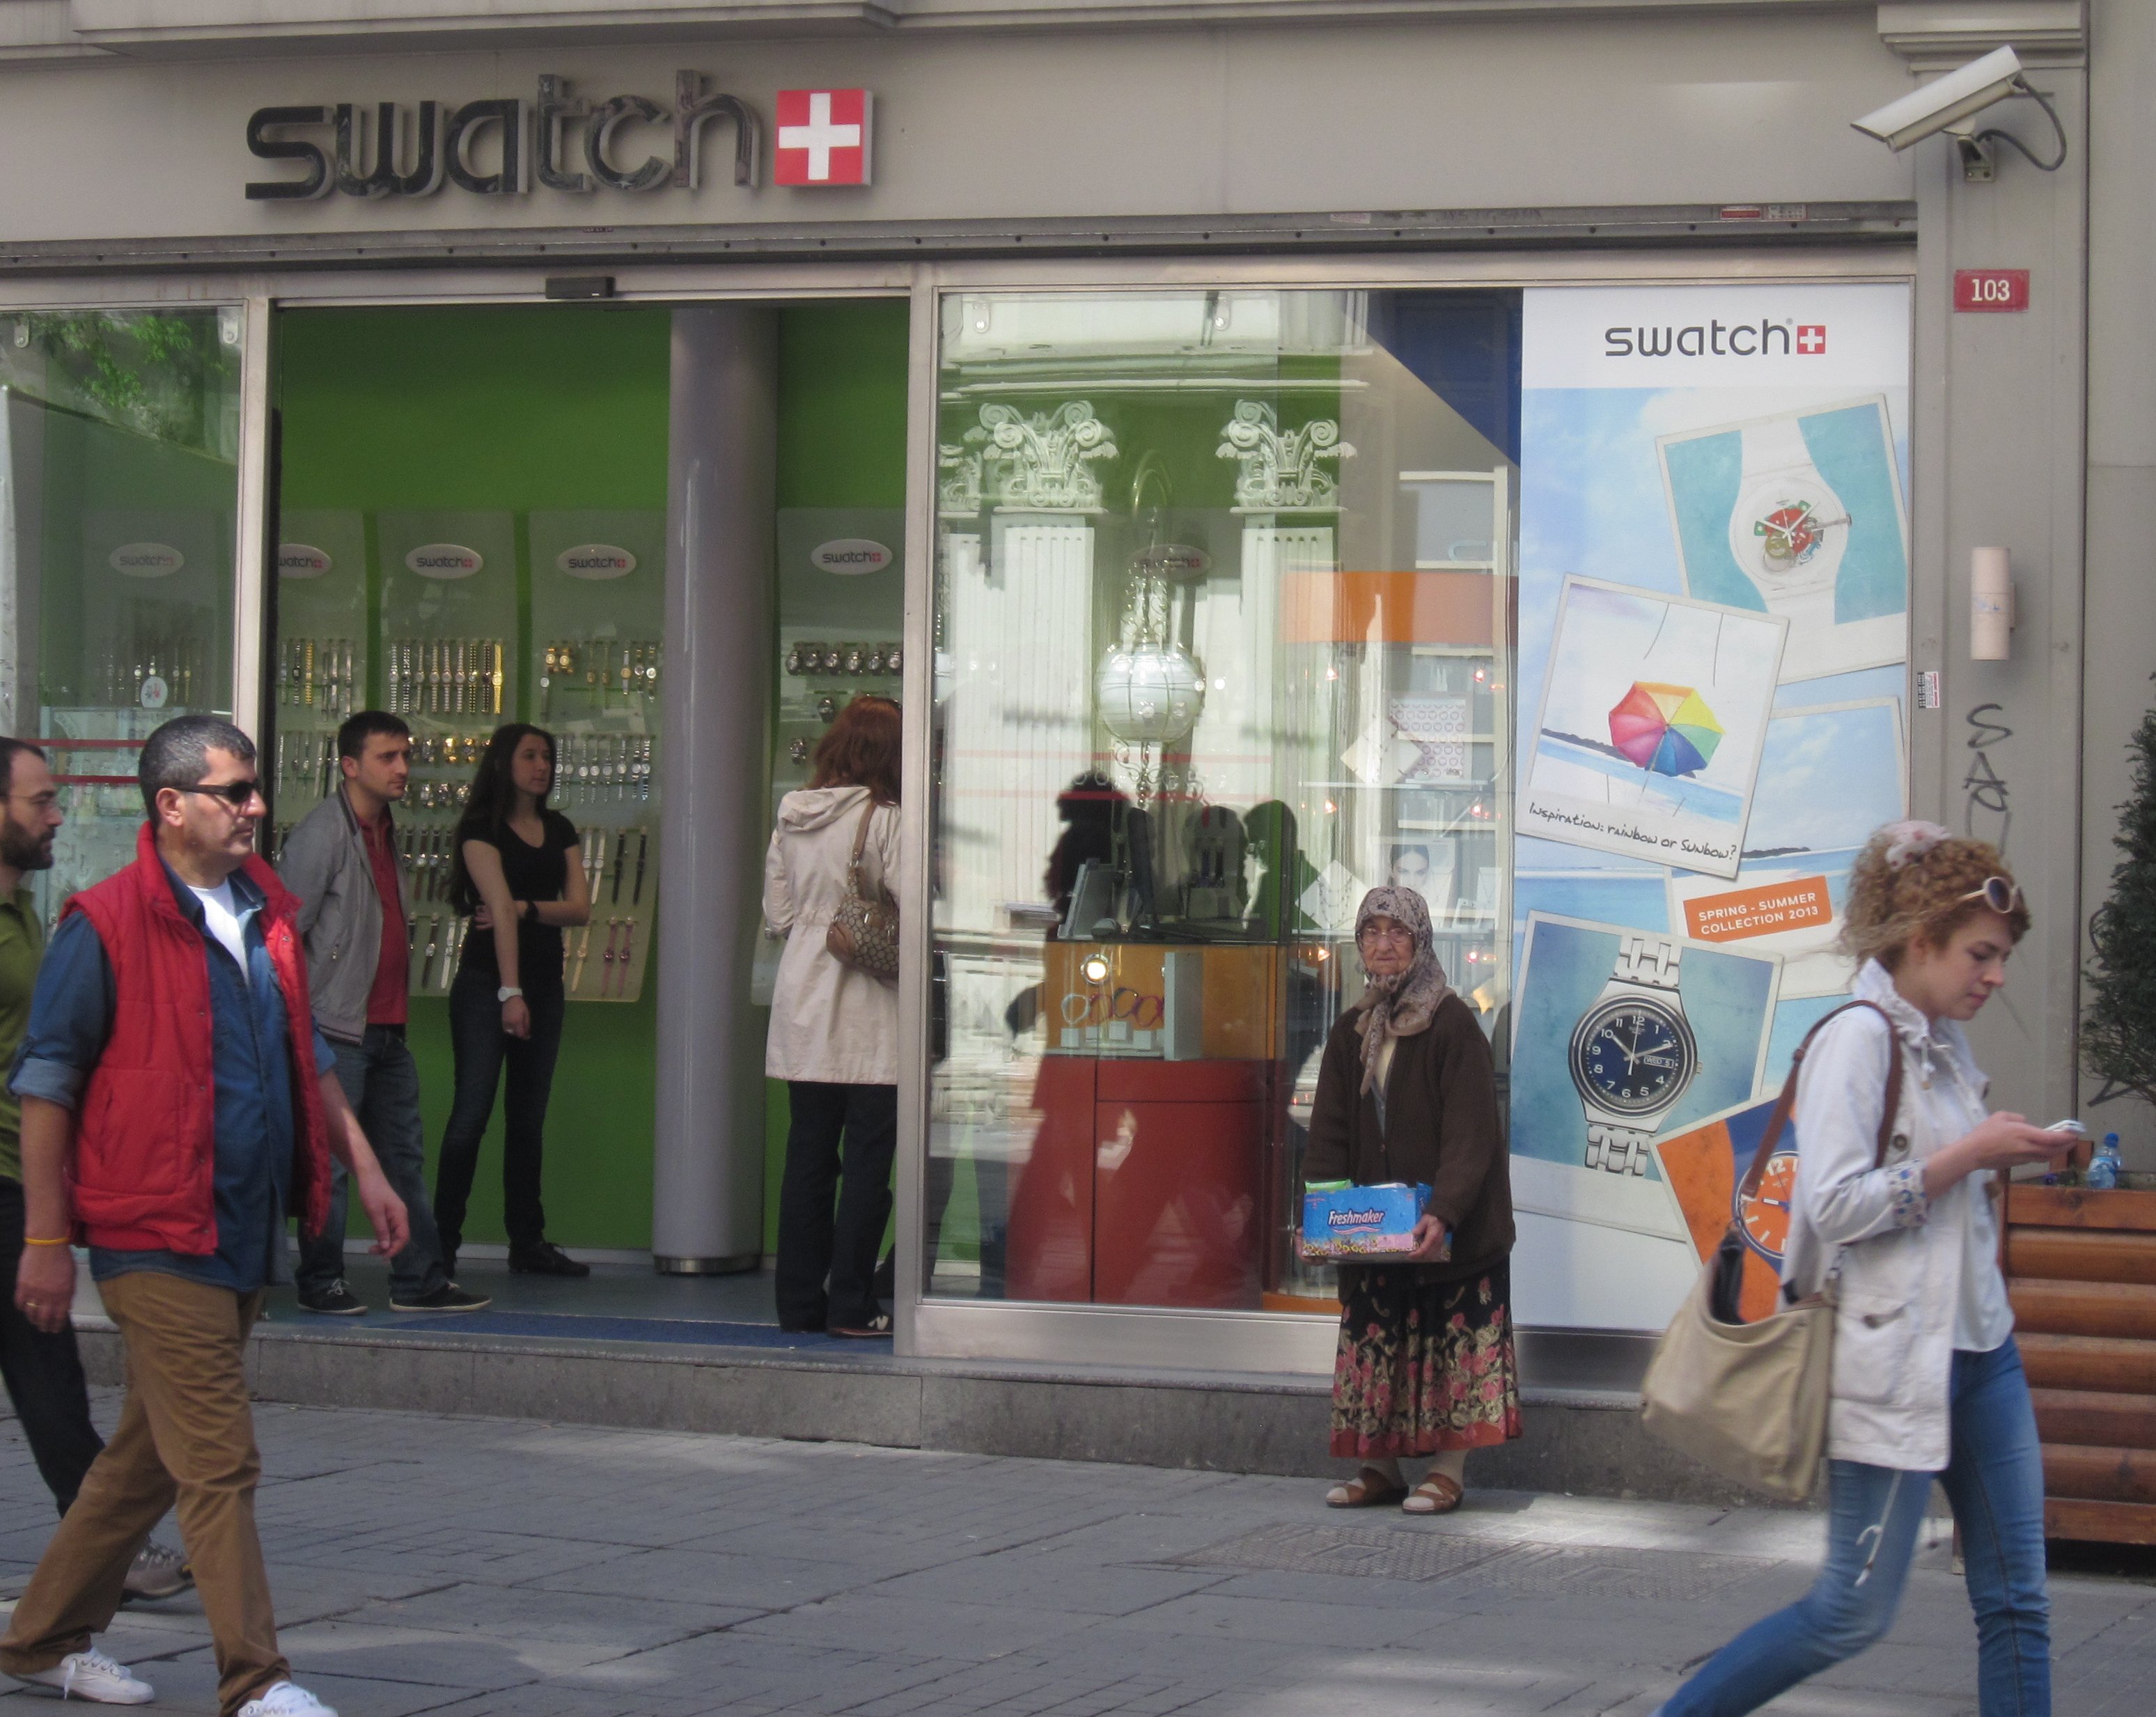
[2043, 1118, 2088, 1138]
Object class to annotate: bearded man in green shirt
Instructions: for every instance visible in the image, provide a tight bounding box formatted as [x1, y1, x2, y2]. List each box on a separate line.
[0, 737, 189, 1603]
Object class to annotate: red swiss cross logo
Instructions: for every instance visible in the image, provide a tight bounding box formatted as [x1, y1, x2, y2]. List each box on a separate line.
[1796, 324, 1827, 355]
[774, 89, 873, 187]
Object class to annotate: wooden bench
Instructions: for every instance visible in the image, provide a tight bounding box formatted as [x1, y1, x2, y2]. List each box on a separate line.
[2004, 1184, 2156, 1544]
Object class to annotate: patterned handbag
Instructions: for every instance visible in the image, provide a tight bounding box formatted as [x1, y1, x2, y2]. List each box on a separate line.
[825, 799, 899, 982]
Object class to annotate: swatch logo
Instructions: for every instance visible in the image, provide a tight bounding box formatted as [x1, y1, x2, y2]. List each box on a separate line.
[1602, 320, 1824, 359]
[405, 543, 483, 578]
[278, 543, 332, 579]
[109, 542, 185, 578]
[811, 538, 891, 575]
[556, 544, 636, 580]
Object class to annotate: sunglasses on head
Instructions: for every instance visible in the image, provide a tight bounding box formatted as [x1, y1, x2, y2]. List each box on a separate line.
[1960, 875, 2022, 914]
[172, 779, 262, 809]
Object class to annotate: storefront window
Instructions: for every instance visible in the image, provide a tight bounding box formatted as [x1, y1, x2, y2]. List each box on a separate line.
[0, 308, 244, 923]
[925, 289, 1521, 1312]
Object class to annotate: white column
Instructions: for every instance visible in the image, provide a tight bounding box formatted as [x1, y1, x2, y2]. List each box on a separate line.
[942, 514, 1094, 932]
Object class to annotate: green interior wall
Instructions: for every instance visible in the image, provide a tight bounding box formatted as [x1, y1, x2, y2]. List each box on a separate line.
[763, 300, 911, 1251]
[276, 305, 669, 1250]
[276, 299, 910, 1256]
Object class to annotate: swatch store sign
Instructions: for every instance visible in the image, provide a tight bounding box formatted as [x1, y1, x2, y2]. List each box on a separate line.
[243, 77, 873, 200]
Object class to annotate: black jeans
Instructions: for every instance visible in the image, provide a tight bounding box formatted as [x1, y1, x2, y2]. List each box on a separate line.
[0, 1177, 104, 1514]
[776, 1082, 896, 1331]
[435, 966, 566, 1261]
[297, 1026, 451, 1299]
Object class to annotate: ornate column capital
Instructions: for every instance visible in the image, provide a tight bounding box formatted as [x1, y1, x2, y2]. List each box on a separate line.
[964, 401, 1116, 514]
[1217, 402, 1353, 515]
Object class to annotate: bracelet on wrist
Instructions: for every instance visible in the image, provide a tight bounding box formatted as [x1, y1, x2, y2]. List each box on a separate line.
[23, 1235, 70, 1247]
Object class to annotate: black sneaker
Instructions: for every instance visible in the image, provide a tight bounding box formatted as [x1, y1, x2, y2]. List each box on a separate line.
[508, 1241, 591, 1278]
[389, 1283, 493, 1312]
[297, 1280, 366, 1316]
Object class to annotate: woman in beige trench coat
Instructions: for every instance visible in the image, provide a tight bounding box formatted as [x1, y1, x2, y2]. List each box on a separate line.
[763, 696, 905, 1336]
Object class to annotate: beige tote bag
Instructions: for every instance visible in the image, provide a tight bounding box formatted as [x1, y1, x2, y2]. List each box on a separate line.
[1639, 1001, 1900, 1503]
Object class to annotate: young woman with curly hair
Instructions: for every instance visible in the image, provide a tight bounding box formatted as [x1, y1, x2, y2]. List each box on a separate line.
[1654, 821, 2075, 1717]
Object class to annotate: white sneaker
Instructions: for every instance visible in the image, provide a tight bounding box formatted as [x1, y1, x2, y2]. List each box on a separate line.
[237, 1681, 338, 1717]
[10, 1647, 155, 1703]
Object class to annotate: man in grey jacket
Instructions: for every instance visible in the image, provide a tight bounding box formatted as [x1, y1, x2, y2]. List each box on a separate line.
[278, 712, 487, 1315]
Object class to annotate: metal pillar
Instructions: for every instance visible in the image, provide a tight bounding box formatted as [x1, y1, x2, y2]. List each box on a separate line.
[653, 304, 776, 1274]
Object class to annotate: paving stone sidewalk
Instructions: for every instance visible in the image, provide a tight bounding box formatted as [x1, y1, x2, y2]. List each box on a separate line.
[0, 1391, 2149, 1716]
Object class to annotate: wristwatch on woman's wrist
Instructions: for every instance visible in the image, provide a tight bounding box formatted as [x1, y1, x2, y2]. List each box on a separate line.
[498, 985, 524, 1003]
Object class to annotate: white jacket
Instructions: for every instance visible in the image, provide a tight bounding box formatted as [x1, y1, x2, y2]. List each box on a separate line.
[762, 786, 903, 1085]
[1780, 960, 2010, 1473]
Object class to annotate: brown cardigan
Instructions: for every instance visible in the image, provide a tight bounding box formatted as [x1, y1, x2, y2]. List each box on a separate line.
[1302, 991, 1514, 1287]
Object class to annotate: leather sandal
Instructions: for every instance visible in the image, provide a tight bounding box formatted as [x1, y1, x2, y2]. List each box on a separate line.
[1325, 1468, 1409, 1509]
[1402, 1473, 1464, 1514]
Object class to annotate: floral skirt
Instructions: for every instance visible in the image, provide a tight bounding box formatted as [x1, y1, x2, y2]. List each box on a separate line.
[1329, 1262, 1524, 1459]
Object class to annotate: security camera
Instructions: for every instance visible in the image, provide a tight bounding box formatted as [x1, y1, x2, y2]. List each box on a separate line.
[1852, 45, 2023, 150]
[1851, 45, 2067, 179]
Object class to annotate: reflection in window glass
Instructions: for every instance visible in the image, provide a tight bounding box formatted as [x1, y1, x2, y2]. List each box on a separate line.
[926, 290, 1521, 1313]
[0, 309, 243, 925]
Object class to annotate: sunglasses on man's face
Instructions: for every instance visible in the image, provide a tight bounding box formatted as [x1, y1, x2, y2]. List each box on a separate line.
[173, 779, 263, 810]
[1960, 875, 2022, 914]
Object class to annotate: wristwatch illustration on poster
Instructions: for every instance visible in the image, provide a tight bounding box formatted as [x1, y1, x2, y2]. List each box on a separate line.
[1508, 282, 1913, 1335]
[1658, 395, 1909, 684]
[1509, 910, 1776, 1247]
[1567, 932, 1697, 1175]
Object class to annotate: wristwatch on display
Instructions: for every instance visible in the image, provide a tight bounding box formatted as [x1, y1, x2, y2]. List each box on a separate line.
[1568, 932, 1699, 1175]
[1725, 414, 1851, 634]
[497, 985, 524, 1003]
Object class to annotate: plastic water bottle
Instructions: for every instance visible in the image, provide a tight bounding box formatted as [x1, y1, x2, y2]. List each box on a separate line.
[2086, 1132, 2123, 1191]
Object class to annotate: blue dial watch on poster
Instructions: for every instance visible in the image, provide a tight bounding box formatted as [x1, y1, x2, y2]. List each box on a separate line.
[1568, 933, 1699, 1175]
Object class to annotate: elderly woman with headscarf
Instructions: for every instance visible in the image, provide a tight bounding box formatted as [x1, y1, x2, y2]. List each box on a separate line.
[1302, 886, 1520, 1514]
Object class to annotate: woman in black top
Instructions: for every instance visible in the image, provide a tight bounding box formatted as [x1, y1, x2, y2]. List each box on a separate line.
[435, 723, 592, 1278]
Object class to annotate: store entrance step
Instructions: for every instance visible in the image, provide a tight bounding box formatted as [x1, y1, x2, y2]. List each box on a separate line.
[71, 1315, 1774, 1507]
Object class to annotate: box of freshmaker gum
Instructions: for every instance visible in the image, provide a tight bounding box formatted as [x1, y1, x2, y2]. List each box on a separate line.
[1301, 1181, 1432, 1260]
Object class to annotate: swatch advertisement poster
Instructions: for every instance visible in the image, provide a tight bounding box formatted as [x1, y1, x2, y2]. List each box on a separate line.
[1510, 283, 1912, 1333]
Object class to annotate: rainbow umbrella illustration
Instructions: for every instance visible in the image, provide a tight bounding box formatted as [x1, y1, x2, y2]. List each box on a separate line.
[1609, 681, 1724, 778]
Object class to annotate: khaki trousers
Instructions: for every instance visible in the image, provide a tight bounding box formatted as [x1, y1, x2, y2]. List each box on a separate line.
[0, 1271, 287, 1715]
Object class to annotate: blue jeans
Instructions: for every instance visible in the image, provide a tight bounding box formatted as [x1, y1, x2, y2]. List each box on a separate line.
[296, 1026, 451, 1299]
[1664, 1340, 2049, 1717]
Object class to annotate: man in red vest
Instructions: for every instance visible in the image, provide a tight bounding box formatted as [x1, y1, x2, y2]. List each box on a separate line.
[1, 716, 408, 1717]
